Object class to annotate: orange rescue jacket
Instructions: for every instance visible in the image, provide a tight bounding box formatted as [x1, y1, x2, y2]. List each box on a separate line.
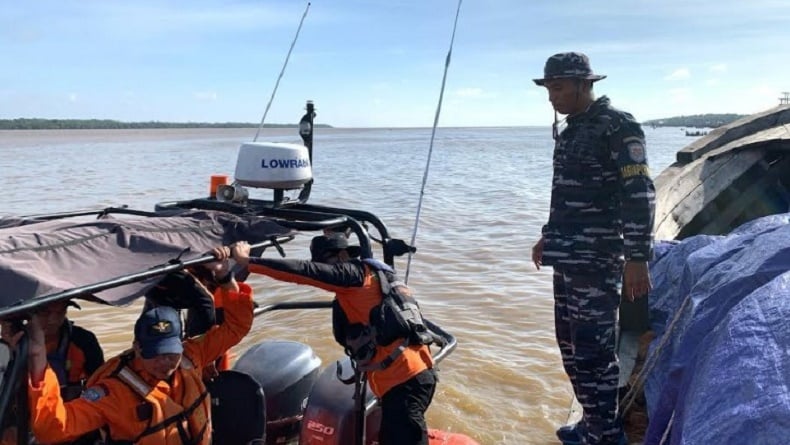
[108, 355, 210, 445]
[248, 259, 433, 397]
[29, 283, 254, 445]
[47, 322, 105, 400]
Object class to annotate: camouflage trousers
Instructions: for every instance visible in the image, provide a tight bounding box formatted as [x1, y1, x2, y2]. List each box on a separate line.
[553, 265, 623, 445]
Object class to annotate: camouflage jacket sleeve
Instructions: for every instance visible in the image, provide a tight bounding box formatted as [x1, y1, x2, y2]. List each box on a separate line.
[611, 116, 656, 261]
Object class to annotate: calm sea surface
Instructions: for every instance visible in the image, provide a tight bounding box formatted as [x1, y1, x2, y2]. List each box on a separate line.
[0, 126, 690, 444]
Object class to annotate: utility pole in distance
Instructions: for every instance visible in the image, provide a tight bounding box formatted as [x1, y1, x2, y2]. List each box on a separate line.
[780, 92, 790, 105]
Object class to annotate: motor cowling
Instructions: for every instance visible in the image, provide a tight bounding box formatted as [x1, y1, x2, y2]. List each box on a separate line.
[298, 357, 382, 445]
[208, 370, 267, 445]
[234, 340, 322, 445]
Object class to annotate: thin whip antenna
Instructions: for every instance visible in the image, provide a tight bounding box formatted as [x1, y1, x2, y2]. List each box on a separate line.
[404, 0, 463, 284]
[253, 2, 311, 142]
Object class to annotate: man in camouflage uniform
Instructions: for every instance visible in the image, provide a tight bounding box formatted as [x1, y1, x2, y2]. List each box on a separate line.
[531, 52, 655, 445]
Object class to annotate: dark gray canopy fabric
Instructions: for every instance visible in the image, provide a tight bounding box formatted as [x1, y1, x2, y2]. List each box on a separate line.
[0, 210, 292, 310]
[0, 217, 47, 229]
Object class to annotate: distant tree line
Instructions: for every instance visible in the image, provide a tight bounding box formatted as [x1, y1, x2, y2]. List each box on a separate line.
[0, 118, 332, 130]
[642, 113, 747, 128]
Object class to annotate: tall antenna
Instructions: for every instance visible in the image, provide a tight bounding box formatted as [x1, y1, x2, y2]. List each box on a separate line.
[404, 0, 463, 284]
[253, 2, 311, 142]
[780, 92, 790, 105]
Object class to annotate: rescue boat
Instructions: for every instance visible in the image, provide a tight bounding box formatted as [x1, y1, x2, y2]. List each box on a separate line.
[0, 101, 479, 445]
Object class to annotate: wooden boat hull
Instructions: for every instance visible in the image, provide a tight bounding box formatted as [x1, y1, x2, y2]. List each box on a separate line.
[654, 105, 790, 240]
[617, 105, 790, 444]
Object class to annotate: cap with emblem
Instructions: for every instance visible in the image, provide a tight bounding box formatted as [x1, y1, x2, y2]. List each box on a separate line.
[533, 52, 607, 86]
[134, 306, 183, 359]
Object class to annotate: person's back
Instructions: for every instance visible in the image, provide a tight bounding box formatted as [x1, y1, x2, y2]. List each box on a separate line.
[246, 233, 437, 445]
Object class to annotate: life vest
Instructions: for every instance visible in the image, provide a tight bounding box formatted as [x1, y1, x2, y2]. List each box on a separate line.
[47, 321, 73, 386]
[46, 321, 87, 401]
[332, 259, 442, 371]
[105, 352, 211, 445]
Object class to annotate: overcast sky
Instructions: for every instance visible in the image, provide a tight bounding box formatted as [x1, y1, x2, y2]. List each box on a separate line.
[2, 0, 788, 127]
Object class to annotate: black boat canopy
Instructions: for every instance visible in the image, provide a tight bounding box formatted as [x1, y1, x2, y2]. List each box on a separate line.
[0, 209, 292, 311]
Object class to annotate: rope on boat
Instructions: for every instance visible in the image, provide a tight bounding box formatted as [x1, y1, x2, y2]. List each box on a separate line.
[253, 2, 311, 142]
[619, 294, 693, 438]
[404, 0, 463, 284]
[659, 412, 675, 445]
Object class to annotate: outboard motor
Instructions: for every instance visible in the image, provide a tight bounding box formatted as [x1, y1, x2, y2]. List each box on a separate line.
[234, 340, 322, 445]
[208, 370, 267, 445]
[298, 358, 382, 445]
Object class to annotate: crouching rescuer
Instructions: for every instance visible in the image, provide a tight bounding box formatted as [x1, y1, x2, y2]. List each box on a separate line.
[247, 232, 442, 445]
[26, 242, 254, 445]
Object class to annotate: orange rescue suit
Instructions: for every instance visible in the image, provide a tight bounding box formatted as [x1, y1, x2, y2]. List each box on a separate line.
[29, 283, 254, 445]
[248, 258, 433, 398]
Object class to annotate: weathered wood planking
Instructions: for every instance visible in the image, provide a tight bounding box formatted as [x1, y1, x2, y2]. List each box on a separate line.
[654, 149, 764, 240]
[654, 107, 790, 241]
[676, 106, 790, 164]
[696, 155, 790, 234]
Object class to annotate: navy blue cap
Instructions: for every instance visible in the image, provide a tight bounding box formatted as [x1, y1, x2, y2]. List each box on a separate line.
[134, 306, 183, 359]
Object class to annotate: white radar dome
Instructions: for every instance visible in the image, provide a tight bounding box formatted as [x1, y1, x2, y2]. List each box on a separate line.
[234, 142, 312, 189]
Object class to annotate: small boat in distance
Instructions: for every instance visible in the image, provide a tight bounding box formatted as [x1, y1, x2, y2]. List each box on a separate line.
[684, 129, 708, 137]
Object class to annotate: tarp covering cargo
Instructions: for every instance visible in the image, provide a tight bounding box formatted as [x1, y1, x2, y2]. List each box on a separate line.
[0, 210, 292, 308]
[644, 213, 790, 445]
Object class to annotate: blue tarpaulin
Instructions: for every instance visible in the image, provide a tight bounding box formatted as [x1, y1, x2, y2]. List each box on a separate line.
[643, 213, 790, 445]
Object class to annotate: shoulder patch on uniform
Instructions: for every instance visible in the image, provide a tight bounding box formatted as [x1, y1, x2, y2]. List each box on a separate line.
[81, 386, 107, 402]
[627, 141, 646, 163]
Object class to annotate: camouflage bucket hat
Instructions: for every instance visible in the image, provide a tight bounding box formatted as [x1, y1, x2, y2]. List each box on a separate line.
[533, 52, 607, 86]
